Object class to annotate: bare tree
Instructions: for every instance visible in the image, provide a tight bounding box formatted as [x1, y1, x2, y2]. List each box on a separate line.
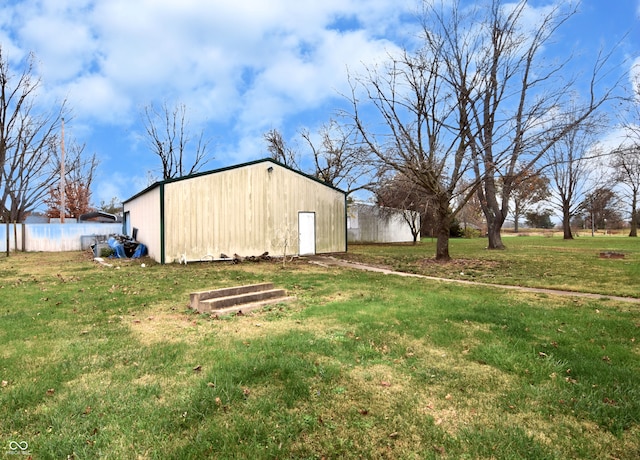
[1, 131, 58, 222]
[264, 128, 300, 169]
[374, 173, 428, 243]
[300, 120, 376, 194]
[99, 196, 122, 215]
[0, 48, 68, 222]
[580, 186, 624, 235]
[264, 121, 377, 195]
[142, 101, 212, 180]
[455, 180, 485, 235]
[509, 167, 550, 233]
[346, 42, 478, 260]
[618, 67, 640, 143]
[428, 0, 618, 249]
[544, 119, 601, 239]
[610, 145, 640, 236]
[612, 67, 640, 237]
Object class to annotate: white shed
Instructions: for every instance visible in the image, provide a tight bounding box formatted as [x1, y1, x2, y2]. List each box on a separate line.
[123, 158, 347, 264]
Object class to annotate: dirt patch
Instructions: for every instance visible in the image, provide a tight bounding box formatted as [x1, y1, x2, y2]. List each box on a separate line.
[127, 299, 341, 347]
[128, 309, 210, 346]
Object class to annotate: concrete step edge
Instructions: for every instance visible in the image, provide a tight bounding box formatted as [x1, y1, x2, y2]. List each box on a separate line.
[200, 289, 287, 310]
[207, 296, 296, 317]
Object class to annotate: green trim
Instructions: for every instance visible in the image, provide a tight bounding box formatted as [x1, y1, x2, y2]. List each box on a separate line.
[123, 158, 348, 263]
[160, 183, 165, 265]
[344, 194, 349, 253]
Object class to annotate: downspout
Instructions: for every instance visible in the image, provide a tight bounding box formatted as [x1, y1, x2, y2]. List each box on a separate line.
[160, 183, 166, 264]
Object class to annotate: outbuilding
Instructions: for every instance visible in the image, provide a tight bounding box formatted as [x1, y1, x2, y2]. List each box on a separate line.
[347, 202, 420, 243]
[122, 158, 347, 264]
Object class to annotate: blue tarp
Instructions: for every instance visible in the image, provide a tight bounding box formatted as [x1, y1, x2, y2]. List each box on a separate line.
[132, 243, 147, 258]
[108, 236, 147, 259]
[108, 237, 127, 258]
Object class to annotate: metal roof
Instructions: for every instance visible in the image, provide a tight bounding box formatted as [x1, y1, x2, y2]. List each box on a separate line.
[123, 157, 346, 204]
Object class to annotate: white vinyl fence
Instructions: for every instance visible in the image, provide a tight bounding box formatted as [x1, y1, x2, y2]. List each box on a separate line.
[0, 223, 123, 253]
[347, 203, 419, 243]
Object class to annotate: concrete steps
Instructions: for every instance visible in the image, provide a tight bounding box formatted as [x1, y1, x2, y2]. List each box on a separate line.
[190, 282, 294, 316]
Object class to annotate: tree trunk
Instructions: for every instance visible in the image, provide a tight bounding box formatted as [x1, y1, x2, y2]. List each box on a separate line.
[562, 203, 574, 240]
[562, 219, 574, 239]
[478, 173, 506, 250]
[435, 206, 451, 261]
[486, 219, 505, 249]
[629, 195, 637, 237]
[484, 205, 506, 249]
[435, 223, 450, 261]
[513, 201, 520, 233]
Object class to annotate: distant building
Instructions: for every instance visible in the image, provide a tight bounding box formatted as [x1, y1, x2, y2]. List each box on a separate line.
[23, 214, 49, 224]
[123, 158, 347, 264]
[347, 202, 420, 243]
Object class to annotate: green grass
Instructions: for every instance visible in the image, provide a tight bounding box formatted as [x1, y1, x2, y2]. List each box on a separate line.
[341, 235, 640, 298]
[0, 239, 638, 459]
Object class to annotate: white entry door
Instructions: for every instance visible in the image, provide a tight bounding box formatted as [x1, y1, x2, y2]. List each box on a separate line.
[298, 212, 316, 255]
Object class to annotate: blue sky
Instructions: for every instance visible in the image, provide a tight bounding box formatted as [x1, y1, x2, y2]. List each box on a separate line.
[0, 0, 638, 207]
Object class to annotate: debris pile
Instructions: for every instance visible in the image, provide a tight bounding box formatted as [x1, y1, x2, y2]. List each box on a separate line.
[92, 234, 147, 259]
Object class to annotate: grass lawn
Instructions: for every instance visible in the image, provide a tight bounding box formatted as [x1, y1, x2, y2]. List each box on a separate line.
[340, 234, 640, 298]
[0, 236, 638, 459]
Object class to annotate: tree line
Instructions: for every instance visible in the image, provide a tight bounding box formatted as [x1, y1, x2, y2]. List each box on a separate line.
[1, 0, 637, 261]
[264, 0, 639, 260]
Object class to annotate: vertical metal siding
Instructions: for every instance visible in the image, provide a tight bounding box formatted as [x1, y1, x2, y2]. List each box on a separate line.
[162, 162, 345, 262]
[123, 187, 162, 262]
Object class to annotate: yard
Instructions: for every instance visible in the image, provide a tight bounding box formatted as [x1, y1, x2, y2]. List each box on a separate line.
[1, 236, 638, 459]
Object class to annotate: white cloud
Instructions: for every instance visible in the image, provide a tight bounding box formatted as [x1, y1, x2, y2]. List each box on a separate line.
[6, 0, 407, 119]
[2, 0, 632, 203]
